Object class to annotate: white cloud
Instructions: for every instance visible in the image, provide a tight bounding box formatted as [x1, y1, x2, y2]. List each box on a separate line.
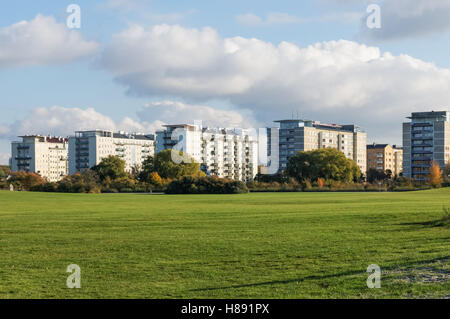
[137, 101, 259, 129]
[1, 103, 257, 140]
[359, 0, 450, 40]
[101, 24, 450, 143]
[1, 106, 148, 138]
[0, 14, 99, 69]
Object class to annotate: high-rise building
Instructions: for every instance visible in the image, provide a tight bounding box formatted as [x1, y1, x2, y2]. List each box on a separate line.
[366, 144, 403, 176]
[11, 135, 68, 182]
[68, 130, 155, 175]
[269, 120, 367, 174]
[156, 124, 258, 182]
[402, 111, 450, 180]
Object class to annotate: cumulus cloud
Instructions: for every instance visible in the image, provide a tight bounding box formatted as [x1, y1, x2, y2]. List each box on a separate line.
[359, 0, 450, 40]
[0, 14, 99, 69]
[100, 23, 450, 143]
[137, 101, 259, 129]
[0, 103, 257, 140]
[1, 106, 149, 138]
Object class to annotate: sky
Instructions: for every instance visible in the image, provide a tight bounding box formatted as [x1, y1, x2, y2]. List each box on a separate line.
[1, 0, 450, 164]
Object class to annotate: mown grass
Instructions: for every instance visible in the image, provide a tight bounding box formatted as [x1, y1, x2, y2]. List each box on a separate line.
[0, 189, 449, 299]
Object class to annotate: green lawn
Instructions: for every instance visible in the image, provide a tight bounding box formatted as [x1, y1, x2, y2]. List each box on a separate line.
[0, 189, 449, 299]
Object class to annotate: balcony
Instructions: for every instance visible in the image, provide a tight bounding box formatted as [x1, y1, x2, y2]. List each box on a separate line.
[411, 150, 433, 155]
[412, 135, 433, 141]
[412, 143, 433, 147]
[411, 156, 432, 161]
[411, 163, 430, 168]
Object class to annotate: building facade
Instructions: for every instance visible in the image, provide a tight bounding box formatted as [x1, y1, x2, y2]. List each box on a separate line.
[403, 111, 450, 180]
[366, 144, 403, 176]
[11, 135, 68, 182]
[68, 130, 155, 175]
[156, 124, 258, 182]
[269, 120, 367, 174]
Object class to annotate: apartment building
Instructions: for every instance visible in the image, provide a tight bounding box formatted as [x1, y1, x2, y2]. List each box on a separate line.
[366, 144, 403, 176]
[403, 111, 450, 180]
[156, 124, 258, 182]
[269, 120, 367, 174]
[11, 135, 68, 182]
[68, 130, 155, 174]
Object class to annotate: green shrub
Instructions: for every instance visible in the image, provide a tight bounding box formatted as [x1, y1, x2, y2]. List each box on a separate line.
[166, 176, 248, 194]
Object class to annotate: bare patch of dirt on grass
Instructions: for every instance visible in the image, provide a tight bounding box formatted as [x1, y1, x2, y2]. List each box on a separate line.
[384, 257, 449, 286]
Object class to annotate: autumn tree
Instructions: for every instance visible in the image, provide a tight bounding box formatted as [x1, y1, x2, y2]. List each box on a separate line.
[428, 161, 443, 188]
[148, 171, 163, 187]
[10, 172, 46, 190]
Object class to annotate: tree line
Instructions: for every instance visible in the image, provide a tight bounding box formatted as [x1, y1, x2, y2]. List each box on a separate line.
[2, 148, 449, 194]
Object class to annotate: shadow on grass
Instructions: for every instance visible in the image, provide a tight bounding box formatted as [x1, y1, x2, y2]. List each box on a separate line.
[189, 255, 450, 292]
[399, 218, 450, 228]
[398, 207, 450, 228]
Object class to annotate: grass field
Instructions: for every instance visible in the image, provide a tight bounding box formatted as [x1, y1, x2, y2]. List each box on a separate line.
[0, 189, 449, 299]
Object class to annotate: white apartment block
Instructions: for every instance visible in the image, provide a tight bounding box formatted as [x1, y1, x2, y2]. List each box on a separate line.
[11, 135, 69, 182]
[156, 124, 258, 182]
[270, 120, 367, 174]
[68, 130, 155, 175]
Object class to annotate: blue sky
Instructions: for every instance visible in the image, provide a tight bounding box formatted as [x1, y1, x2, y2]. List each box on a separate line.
[1, 0, 450, 164]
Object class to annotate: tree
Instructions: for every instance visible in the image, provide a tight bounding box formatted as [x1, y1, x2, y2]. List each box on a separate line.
[148, 171, 163, 187]
[428, 161, 443, 188]
[286, 148, 361, 183]
[57, 170, 101, 193]
[366, 168, 387, 184]
[153, 150, 200, 179]
[317, 178, 324, 188]
[138, 156, 155, 182]
[10, 172, 46, 190]
[92, 155, 127, 182]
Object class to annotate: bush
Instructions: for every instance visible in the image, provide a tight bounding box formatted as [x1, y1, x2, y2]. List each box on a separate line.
[166, 176, 249, 194]
[101, 188, 119, 193]
[31, 182, 57, 192]
[10, 172, 46, 191]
